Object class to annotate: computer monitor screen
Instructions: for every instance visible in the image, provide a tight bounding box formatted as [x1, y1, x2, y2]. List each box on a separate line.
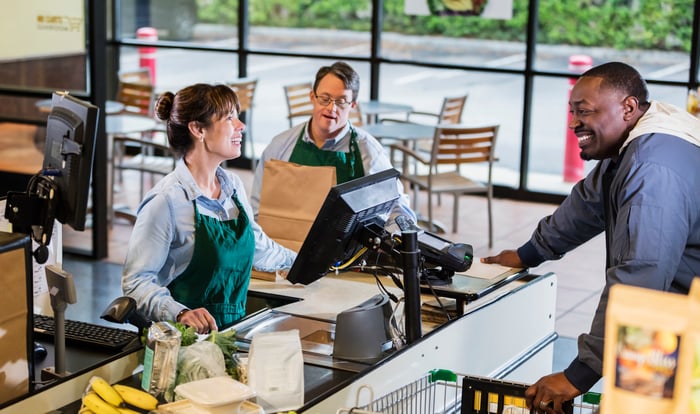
[42, 92, 99, 231]
[286, 169, 401, 285]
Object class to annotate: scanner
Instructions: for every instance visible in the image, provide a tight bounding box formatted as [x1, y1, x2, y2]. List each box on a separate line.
[101, 296, 152, 332]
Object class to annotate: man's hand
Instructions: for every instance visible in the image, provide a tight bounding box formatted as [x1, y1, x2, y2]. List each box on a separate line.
[177, 307, 218, 334]
[480, 249, 525, 268]
[525, 372, 582, 414]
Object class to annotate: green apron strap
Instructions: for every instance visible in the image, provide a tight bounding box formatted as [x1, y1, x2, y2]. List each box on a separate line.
[168, 193, 255, 329]
[288, 125, 365, 184]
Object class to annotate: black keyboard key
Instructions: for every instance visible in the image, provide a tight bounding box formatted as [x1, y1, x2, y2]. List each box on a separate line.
[33, 314, 140, 352]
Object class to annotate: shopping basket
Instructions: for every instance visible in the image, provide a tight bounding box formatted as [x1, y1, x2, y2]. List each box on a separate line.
[338, 369, 464, 414]
[461, 374, 600, 413]
[337, 370, 601, 414]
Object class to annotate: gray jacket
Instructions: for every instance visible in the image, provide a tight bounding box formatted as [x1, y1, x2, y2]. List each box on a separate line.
[519, 130, 700, 392]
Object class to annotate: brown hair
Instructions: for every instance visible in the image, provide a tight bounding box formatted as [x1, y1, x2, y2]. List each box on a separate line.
[313, 61, 360, 102]
[154, 83, 240, 158]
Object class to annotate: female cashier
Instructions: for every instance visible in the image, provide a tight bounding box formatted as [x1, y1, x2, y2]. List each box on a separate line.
[122, 83, 296, 334]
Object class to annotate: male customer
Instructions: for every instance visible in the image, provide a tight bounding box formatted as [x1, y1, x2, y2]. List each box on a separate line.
[250, 61, 415, 222]
[481, 61, 700, 413]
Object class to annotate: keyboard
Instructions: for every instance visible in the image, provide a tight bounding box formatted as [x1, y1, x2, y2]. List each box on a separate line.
[33, 314, 140, 352]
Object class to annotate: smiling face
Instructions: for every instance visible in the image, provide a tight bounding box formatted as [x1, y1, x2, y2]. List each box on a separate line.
[201, 110, 246, 162]
[568, 76, 638, 161]
[309, 73, 356, 143]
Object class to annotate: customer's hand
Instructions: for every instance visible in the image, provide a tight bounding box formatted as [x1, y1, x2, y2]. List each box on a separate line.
[178, 308, 218, 334]
[480, 249, 525, 268]
[525, 372, 581, 414]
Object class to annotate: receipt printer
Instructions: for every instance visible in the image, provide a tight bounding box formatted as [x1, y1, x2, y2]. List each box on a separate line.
[333, 294, 394, 363]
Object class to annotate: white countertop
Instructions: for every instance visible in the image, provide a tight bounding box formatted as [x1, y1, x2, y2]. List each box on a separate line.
[248, 259, 523, 323]
[249, 271, 402, 321]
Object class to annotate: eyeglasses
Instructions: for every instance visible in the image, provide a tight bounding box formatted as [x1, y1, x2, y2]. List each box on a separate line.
[314, 94, 351, 109]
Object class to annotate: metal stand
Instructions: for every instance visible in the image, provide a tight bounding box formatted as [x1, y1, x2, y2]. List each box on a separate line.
[41, 305, 69, 381]
[41, 265, 77, 381]
[401, 230, 422, 344]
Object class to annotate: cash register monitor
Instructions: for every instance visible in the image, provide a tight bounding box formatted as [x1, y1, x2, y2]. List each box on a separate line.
[4, 91, 99, 256]
[286, 169, 401, 285]
[41, 91, 99, 231]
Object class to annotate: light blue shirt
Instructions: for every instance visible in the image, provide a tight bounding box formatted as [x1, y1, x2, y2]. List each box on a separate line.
[122, 159, 296, 322]
[250, 121, 416, 223]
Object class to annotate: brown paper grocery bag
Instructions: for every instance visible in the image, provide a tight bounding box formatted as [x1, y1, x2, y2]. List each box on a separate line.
[252, 160, 335, 280]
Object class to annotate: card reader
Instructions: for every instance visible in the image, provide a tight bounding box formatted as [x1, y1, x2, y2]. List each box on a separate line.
[395, 215, 473, 273]
[417, 231, 473, 272]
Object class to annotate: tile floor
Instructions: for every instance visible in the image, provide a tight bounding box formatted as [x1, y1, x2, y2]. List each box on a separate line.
[61, 166, 606, 391]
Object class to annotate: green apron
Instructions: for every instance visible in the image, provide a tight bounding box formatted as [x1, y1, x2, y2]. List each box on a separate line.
[168, 193, 255, 329]
[288, 126, 365, 184]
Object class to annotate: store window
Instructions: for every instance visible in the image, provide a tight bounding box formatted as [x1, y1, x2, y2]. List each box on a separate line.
[112, 0, 699, 198]
[382, 0, 526, 70]
[378, 64, 523, 190]
[118, 46, 239, 92]
[247, 0, 372, 56]
[527, 0, 695, 194]
[380, 1, 526, 190]
[119, 0, 200, 41]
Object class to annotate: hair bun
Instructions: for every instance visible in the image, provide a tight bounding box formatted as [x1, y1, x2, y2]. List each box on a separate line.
[154, 92, 175, 121]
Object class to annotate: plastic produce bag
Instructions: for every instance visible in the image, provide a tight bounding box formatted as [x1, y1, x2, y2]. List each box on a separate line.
[166, 340, 227, 402]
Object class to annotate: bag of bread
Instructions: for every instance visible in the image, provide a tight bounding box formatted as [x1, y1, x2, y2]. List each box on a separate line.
[674, 278, 700, 413]
[602, 283, 688, 413]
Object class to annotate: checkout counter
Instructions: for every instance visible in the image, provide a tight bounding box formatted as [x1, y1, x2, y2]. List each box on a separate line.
[1, 261, 558, 413]
[247, 267, 558, 411]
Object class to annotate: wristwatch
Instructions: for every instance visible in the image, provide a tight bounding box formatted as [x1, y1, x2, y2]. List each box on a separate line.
[176, 308, 190, 322]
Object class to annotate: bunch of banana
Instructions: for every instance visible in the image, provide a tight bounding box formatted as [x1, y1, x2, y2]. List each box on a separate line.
[80, 375, 159, 414]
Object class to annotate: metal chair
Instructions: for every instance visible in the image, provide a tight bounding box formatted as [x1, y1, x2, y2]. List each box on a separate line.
[389, 124, 498, 247]
[229, 78, 258, 170]
[284, 81, 314, 127]
[111, 134, 175, 224]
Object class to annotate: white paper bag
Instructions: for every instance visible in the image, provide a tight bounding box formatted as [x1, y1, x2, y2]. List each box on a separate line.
[247, 329, 304, 412]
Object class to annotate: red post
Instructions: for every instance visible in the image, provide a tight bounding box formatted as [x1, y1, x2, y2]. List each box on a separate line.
[563, 54, 593, 182]
[136, 27, 158, 85]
